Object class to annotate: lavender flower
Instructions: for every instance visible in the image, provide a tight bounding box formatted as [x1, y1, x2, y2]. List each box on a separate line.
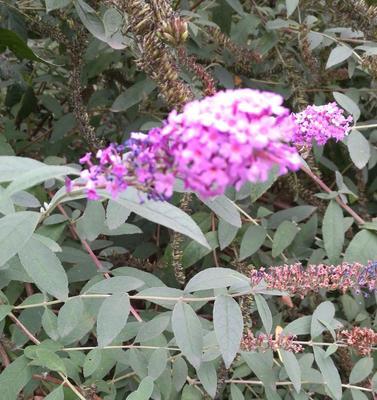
[293, 102, 353, 147]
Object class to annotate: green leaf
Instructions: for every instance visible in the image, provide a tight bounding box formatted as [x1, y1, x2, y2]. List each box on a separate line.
[197, 362, 217, 398]
[182, 232, 219, 268]
[111, 79, 157, 112]
[33, 233, 61, 253]
[83, 349, 102, 377]
[102, 188, 209, 248]
[242, 351, 276, 389]
[281, 350, 301, 393]
[106, 200, 131, 230]
[224, 0, 244, 14]
[0, 305, 12, 322]
[102, 8, 128, 49]
[203, 196, 241, 228]
[344, 229, 377, 264]
[239, 225, 266, 261]
[218, 218, 239, 250]
[135, 314, 171, 342]
[272, 221, 298, 258]
[126, 377, 154, 400]
[57, 297, 84, 338]
[283, 316, 312, 335]
[19, 237, 69, 300]
[311, 301, 335, 338]
[45, 0, 71, 12]
[44, 386, 64, 400]
[0, 29, 51, 64]
[0, 156, 44, 183]
[254, 294, 273, 335]
[250, 166, 279, 202]
[73, 0, 106, 41]
[0, 211, 40, 267]
[42, 308, 59, 341]
[347, 130, 370, 169]
[172, 302, 203, 368]
[3, 165, 79, 198]
[349, 358, 373, 384]
[31, 348, 66, 373]
[51, 113, 76, 142]
[323, 201, 344, 263]
[185, 267, 250, 292]
[333, 92, 360, 121]
[326, 45, 353, 69]
[0, 356, 32, 400]
[76, 200, 105, 241]
[231, 384, 245, 400]
[87, 276, 144, 294]
[148, 348, 168, 380]
[351, 389, 369, 400]
[182, 385, 203, 400]
[268, 206, 316, 229]
[324, 343, 338, 358]
[97, 293, 130, 347]
[213, 295, 243, 368]
[313, 347, 342, 400]
[0, 187, 15, 215]
[286, 0, 299, 16]
[172, 357, 188, 391]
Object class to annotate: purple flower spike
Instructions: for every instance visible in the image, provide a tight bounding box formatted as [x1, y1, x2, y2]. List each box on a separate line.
[78, 89, 302, 201]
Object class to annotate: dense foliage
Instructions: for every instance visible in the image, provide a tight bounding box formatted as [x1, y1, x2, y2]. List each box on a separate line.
[0, 0, 377, 399]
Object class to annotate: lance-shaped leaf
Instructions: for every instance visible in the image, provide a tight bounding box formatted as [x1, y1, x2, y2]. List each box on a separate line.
[214, 295, 243, 368]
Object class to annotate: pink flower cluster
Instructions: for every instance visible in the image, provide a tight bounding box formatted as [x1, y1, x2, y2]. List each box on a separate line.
[160, 89, 301, 198]
[339, 327, 377, 356]
[241, 330, 303, 353]
[293, 102, 353, 146]
[250, 262, 377, 298]
[72, 89, 301, 200]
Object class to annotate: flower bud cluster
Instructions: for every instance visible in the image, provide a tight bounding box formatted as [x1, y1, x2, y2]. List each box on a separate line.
[250, 262, 377, 297]
[241, 330, 303, 353]
[339, 327, 377, 356]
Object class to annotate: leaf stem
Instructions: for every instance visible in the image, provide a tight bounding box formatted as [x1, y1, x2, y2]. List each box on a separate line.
[354, 123, 377, 130]
[50, 194, 143, 322]
[12, 290, 253, 310]
[300, 166, 366, 225]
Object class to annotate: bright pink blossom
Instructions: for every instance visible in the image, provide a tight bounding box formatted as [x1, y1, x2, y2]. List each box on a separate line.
[293, 102, 353, 146]
[73, 89, 301, 200]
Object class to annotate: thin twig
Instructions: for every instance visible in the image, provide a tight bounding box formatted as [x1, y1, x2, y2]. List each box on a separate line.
[0, 341, 10, 367]
[51, 196, 143, 322]
[192, 379, 374, 393]
[9, 313, 92, 400]
[301, 166, 366, 225]
[211, 213, 220, 267]
[190, 0, 206, 10]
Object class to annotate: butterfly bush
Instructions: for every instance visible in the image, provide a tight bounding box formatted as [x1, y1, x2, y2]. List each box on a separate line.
[293, 102, 353, 146]
[72, 89, 302, 200]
